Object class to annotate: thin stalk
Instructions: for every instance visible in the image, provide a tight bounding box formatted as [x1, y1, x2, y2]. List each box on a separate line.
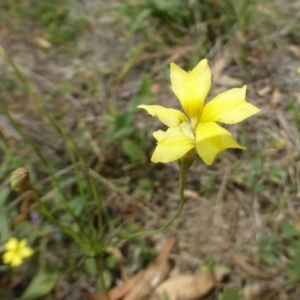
[0, 45, 89, 239]
[0, 102, 87, 231]
[31, 189, 91, 253]
[0, 46, 84, 198]
[89, 176, 104, 248]
[95, 255, 110, 300]
[0, 139, 19, 166]
[105, 163, 187, 249]
[0, 46, 105, 247]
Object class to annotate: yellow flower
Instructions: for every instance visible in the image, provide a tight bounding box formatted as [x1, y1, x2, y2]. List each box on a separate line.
[138, 59, 260, 165]
[2, 237, 33, 267]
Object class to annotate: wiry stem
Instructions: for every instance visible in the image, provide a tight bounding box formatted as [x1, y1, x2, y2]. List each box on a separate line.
[105, 160, 189, 249]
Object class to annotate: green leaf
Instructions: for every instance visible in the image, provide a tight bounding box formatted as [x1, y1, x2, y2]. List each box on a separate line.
[0, 187, 11, 240]
[121, 138, 147, 164]
[286, 241, 300, 259]
[162, 291, 170, 300]
[129, 76, 155, 113]
[17, 269, 60, 300]
[84, 257, 97, 277]
[106, 254, 119, 270]
[107, 98, 119, 117]
[219, 287, 242, 300]
[130, 9, 151, 32]
[258, 236, 280, 266]
[281, 221, 299, 239]
[286, 257, 300, 282]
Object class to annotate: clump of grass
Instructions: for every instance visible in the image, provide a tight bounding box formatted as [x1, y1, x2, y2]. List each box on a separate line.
[257, 220, 300, 294]
[0, 0, 87, 45]
[108, 0, 279, 59]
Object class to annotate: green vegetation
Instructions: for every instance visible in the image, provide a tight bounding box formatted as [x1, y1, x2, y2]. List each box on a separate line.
[0, 0, 86, 46]
[0, 0, 300, 299]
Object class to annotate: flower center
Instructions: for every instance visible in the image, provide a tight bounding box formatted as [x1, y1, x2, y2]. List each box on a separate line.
[190, 117, 198, 130]
[180, 122, 195, 140]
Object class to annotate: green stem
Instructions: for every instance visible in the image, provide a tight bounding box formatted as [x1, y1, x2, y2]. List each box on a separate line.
[0, 101, 88, 232]
[90, 176, 104, 246]
[0, 45, 91, 239]
[0, 44, 105, 254]
[95, 255, 110, 300]
[31, 189, 91, 253]
[105, 162, 187, 249]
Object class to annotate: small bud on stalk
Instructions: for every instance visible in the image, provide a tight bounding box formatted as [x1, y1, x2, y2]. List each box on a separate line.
[10, 168, 31, 193]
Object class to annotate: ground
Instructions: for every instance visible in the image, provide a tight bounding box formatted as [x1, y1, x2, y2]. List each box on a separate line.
[0, 0, 300, 299]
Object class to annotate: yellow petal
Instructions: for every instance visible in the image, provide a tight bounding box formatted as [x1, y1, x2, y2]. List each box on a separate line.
[5, 237, 18, 251]
[3, 252, 13, 264]
[20, 246, 33, 258]
[151, 128, 195, 163]
[19, 240, 33, 258]
[138, 105, 187, 127]
[170, 59, 211, 119]
[195, 122, 245, 165]
[10, 256, 23, 267]
[201, 86, 260, 124]
[153, 130, 167, 141]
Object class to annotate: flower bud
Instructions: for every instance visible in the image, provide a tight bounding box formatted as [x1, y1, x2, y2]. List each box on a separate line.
[10, 168, 30, 193]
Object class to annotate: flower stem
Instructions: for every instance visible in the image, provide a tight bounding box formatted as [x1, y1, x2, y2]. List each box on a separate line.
[105, 163, 187, 248]
[95, 255, 110, 300]
[31, 189, 91, 254]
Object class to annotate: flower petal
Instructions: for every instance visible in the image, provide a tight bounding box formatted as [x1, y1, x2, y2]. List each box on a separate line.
[196, 122, 245, 165]
[170, 59, 211, 119]
[153, 130, 167, 141]
[19, 240, 33, 258]
[4, 237, 18, 251]
[152, 128, 195, 163]
[3, 252, 13, 264]
[20, 247, 33, 258]
[138, 105, 187, 127]
[201, 86, 260, 124]
[10, 256, 23, 267]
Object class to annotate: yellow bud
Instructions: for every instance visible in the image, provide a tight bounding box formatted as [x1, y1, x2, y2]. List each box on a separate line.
[10, 168, 30, 193]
